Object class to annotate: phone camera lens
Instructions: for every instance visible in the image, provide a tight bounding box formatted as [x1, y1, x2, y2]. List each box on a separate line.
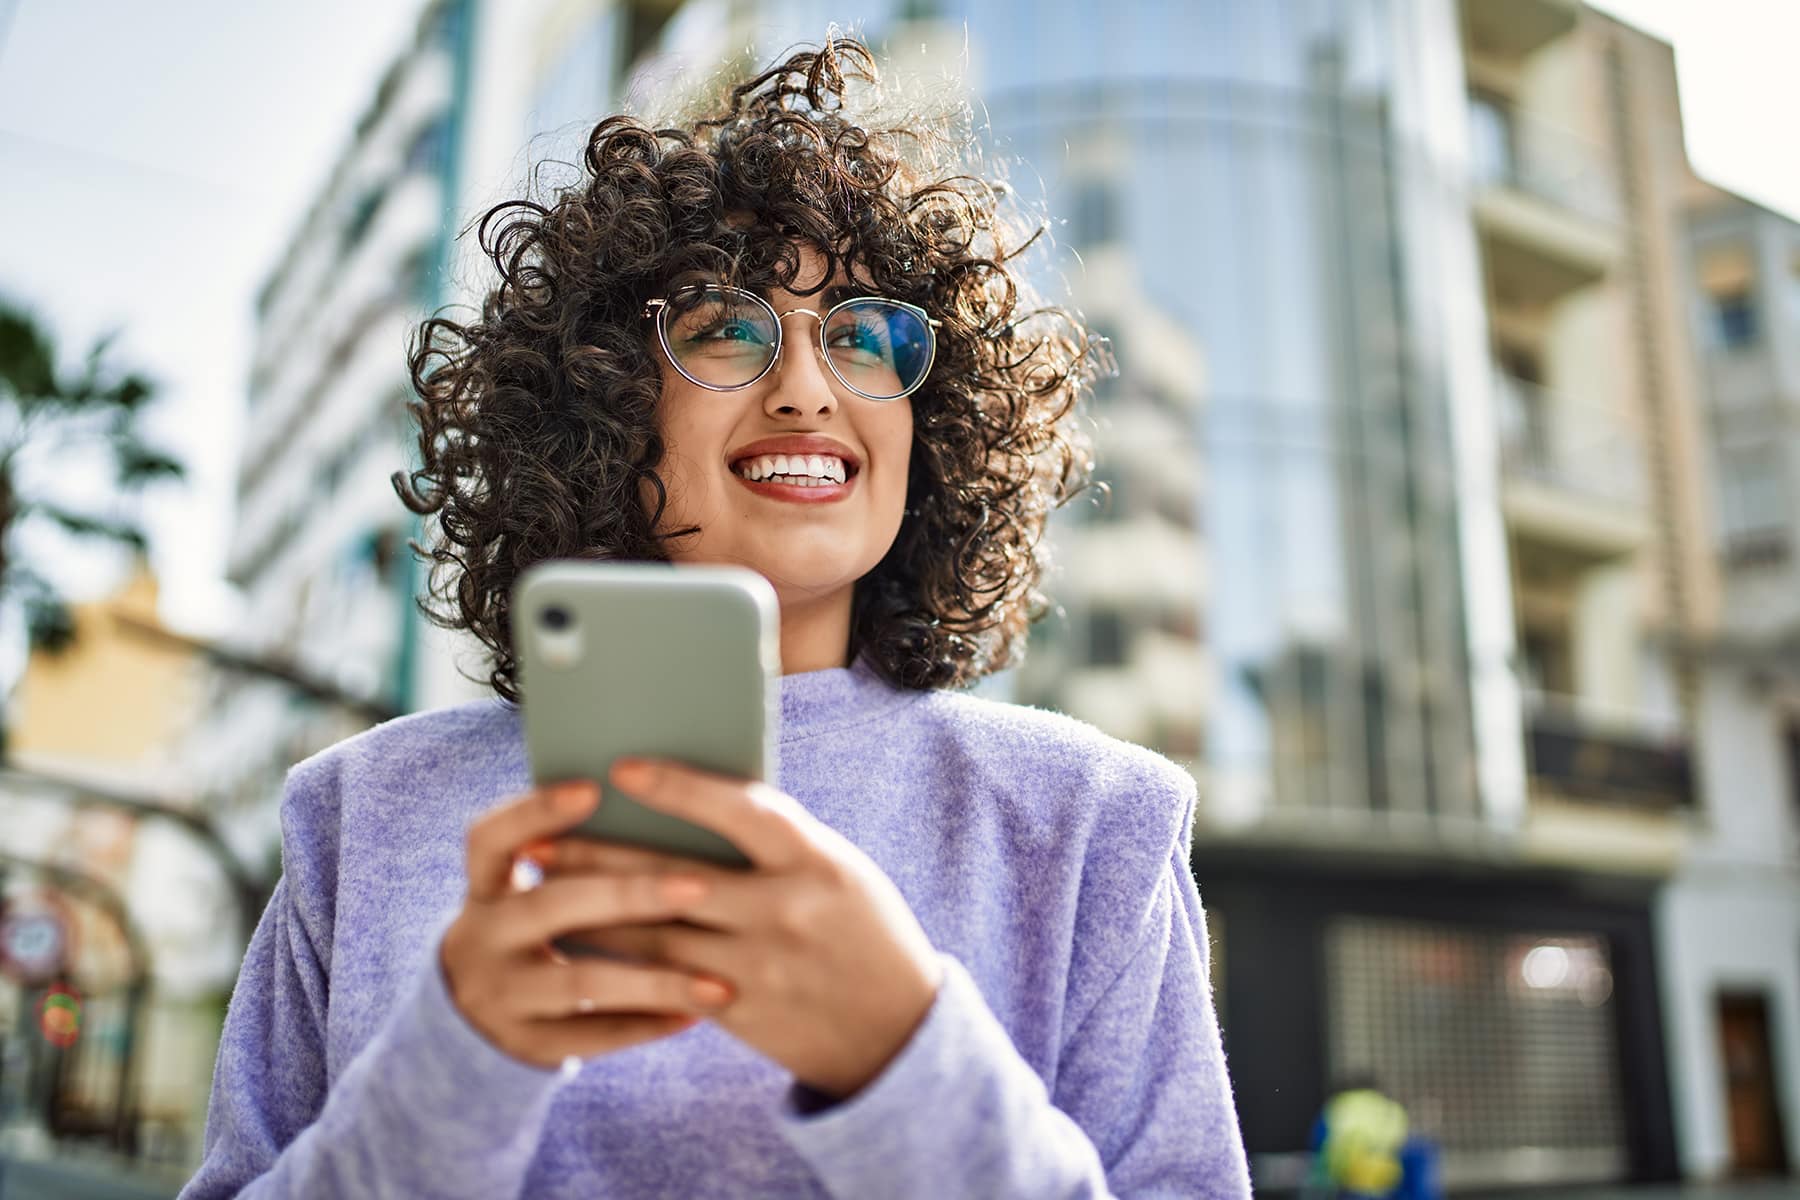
[541, 605, 572, 632]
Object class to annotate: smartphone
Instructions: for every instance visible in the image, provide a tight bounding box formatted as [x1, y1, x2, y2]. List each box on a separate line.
[511, 560, 780, 870]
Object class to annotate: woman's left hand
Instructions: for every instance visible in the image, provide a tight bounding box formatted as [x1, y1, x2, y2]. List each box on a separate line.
[541, 758, 943, 1101]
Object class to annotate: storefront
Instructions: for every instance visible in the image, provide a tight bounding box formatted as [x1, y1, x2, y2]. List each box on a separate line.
[1195, 846, 1680, 1189]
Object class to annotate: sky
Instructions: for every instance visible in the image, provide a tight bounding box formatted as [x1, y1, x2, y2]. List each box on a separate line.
[0, 0, 1794, 656]
[0, 0, 431, 670]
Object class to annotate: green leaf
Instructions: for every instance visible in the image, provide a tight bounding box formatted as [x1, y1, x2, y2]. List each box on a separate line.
[116, 444, 186, 484]
[112, 374, 154, 411]
[21, 503, 148, 551]
[0, 305, 58, 400]
[25, 594, 77, 656]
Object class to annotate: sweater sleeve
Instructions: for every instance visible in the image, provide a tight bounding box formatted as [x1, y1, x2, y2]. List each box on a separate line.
[773, 789, 1251, 1198]
[178, 766, 571, 1199]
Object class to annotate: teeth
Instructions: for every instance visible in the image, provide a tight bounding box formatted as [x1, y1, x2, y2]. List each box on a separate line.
[735, 453, 849, 484]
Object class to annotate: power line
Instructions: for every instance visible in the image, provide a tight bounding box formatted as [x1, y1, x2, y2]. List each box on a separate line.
[0, 124, 275, 205]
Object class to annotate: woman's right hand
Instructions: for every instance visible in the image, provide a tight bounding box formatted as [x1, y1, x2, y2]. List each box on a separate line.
[439, 780, 736, 1069]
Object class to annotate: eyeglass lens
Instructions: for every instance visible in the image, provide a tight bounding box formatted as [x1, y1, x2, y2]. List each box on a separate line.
[661, 285, 932, 399]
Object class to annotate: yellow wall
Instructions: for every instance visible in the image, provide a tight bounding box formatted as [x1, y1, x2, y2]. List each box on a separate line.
[9, 562, 200, 765]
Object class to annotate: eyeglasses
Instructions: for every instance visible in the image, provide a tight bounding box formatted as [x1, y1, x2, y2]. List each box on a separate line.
[643, 283, 940, 401]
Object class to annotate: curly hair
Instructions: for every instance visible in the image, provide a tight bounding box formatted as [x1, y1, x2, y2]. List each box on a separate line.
[392, 32, 1112, 701]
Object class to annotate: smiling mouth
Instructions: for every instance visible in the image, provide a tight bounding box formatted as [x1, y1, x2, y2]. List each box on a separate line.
[730, 452, 859, 487]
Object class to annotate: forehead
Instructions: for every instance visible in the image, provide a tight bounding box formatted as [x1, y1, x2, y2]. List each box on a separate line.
[720, 211, 875, 299]
[768, 246, 872, 303]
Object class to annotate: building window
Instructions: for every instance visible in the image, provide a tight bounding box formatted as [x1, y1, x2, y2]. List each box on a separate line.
[424, 0, 463, 50]
[1086, 608, 1129, 668]
[1069, 179, 1120, 247]
[1467, 92, 1515, 189]
[1519, 624, 1573, 697]
[1712, 288, 1758, 350]
[1698, 243, 1758, 350]
[621, 0, 677, 70]
[401, 243, 435, 307]
[1783, 721, 1800, 828]
[1719, 443, 1790, 563]
[404, 115, 449, 175]
[343, 186, 385, 256]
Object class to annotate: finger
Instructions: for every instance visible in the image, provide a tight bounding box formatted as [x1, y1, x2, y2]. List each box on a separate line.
[505, 955, 734, 1020]
[534, 848, 757, 933]
[492, 872, 717, 953]
[610, 759, 807, 870]
[561, 921, 735, 977]
[467, 782, 600, 903]
[540, 838, 736, 880]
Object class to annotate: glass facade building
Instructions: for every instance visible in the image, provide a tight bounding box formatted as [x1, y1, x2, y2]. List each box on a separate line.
[968, 0, 1518, 838]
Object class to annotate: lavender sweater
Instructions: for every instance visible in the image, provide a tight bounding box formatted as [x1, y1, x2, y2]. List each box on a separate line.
[181, 657, 1250, 1198]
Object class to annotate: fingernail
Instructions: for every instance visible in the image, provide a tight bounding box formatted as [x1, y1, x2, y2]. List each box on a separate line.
[612, 759, 654, 790]
[662, 876, 708, 905]
[558, 783, 597, 810]
[692, 978, 732, 1007]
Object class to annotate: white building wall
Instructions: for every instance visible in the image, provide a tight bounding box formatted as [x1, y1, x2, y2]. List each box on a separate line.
[1658, 658, 1800, 1178]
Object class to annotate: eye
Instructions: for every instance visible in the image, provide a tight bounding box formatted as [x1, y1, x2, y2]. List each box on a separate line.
[827, 315, 892, 356]
[698, 318, 768, 344]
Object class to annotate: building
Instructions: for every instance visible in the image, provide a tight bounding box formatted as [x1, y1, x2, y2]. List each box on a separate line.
[0, 564, 230, 1177]
[982, 0, 1722, 1186]
[189, 0, 477, 885]
[1658, 183, 1800, 1178]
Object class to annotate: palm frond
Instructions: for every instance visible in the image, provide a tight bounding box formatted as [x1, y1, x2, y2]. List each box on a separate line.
[0, 304, 57, 401]
[18, 502, 148, 552]
[25, 593, 76, 656]
[115, 442, 186, 484]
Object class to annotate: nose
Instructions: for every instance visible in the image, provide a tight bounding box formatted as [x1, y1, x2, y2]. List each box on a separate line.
[763, 309, 840, 419]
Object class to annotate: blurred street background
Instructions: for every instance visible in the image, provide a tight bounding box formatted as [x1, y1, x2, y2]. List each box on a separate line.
[1, 0, 1798, 1195]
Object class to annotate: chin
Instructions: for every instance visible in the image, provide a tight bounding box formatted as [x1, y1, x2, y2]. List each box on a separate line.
[753, 561, 868, 604]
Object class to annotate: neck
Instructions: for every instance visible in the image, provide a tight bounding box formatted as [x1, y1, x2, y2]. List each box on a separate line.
[776, 586, 853, 675]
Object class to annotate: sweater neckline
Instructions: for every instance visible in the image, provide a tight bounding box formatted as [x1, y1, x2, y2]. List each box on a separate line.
[778, 652, 922, 743]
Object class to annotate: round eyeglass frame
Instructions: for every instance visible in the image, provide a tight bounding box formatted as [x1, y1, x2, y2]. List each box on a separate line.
[642, 283, 941, 402]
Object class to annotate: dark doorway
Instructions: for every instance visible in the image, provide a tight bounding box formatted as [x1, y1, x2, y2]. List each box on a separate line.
[1717, 991, 1791, 1176]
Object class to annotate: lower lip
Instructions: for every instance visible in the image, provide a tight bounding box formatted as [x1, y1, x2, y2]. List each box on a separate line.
[731, 472, 856, 503]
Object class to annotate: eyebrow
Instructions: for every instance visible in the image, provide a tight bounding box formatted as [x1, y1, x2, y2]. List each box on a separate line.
[746, 280, 877, 309]
[820, 281, 875, 306]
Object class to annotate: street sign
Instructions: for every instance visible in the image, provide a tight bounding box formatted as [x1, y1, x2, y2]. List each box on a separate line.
[0, 907, 68, 983]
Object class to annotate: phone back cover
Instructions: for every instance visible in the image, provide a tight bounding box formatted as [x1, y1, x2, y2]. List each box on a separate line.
[513, 561, 779, 866]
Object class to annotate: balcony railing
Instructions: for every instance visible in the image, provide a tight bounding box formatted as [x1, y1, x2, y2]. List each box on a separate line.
[1469, 94, 1621, 228]
[1494, 370, 1645, 509]
[1523, 695, 1694, 812]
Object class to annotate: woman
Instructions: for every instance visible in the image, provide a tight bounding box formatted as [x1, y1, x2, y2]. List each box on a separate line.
[182, 35, 1250, 1199]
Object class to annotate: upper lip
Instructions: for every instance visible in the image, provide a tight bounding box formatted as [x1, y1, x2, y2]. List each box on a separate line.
[727, 435, 862, 475]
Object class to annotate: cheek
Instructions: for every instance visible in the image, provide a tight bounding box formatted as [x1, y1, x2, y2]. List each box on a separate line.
[876, 410, 914, 509]
[645, 376, 726, 524]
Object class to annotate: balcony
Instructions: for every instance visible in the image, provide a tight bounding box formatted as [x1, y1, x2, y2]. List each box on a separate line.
[1460, 0, 1580, 61]
[1470, 96, 1622, 307]
[1519, 694, 1694, 872]
[1523, 697, 1692, 811]
[1495, 370, 1651, 563]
